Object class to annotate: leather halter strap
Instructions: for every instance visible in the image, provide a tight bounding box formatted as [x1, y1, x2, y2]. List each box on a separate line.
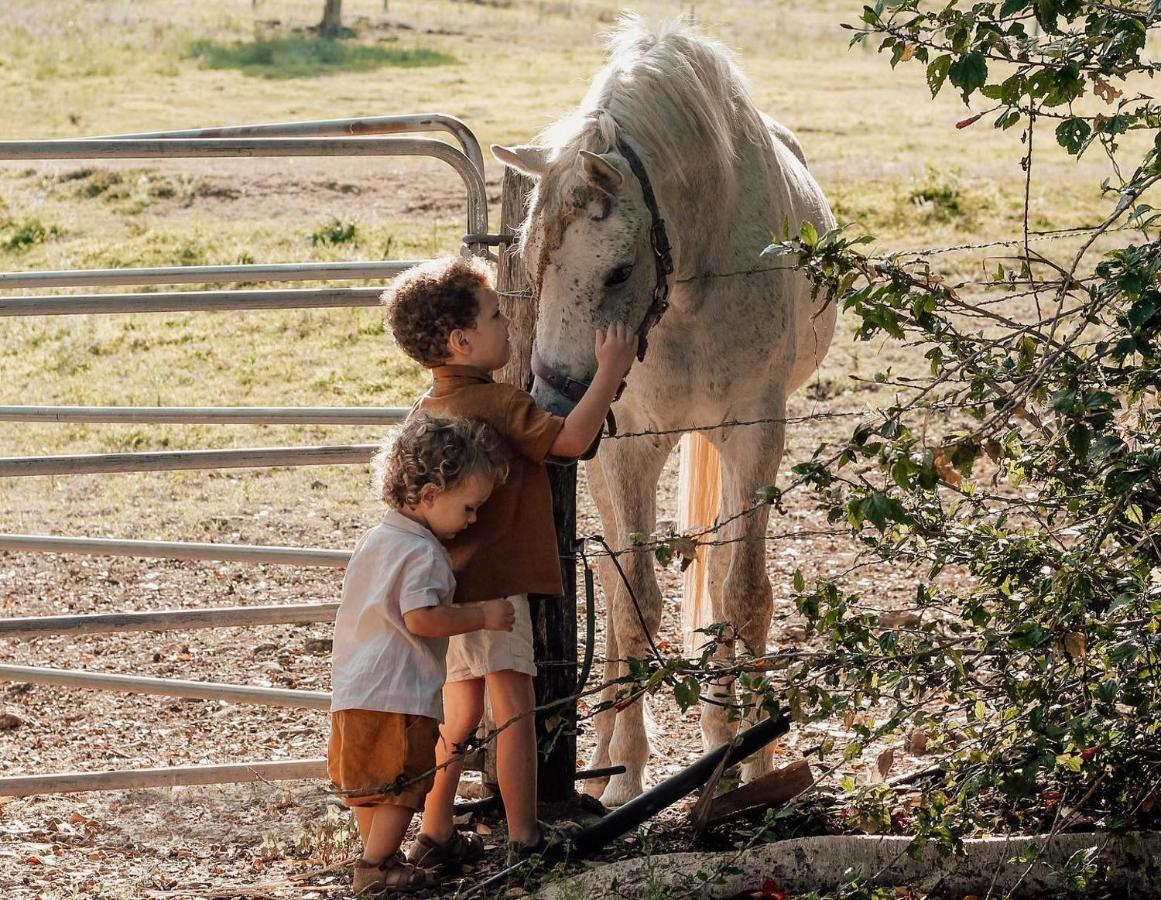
[615, 137, 674, 361]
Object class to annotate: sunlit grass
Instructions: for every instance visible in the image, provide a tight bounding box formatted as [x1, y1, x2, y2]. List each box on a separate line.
[186, 36, 456, 79]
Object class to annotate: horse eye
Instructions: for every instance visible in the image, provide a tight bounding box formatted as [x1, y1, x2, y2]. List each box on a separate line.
[605, 264, 633, 287]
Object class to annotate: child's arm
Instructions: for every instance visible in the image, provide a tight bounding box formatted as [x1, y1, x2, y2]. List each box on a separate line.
[550, 321, 637, 459]
[404, 598, 515, 638]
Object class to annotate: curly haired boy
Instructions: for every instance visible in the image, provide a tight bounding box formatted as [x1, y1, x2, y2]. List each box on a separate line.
[328, 413, 512, 894]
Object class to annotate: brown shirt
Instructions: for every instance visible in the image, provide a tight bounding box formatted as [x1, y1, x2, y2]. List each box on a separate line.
[414, 365, 566, 604]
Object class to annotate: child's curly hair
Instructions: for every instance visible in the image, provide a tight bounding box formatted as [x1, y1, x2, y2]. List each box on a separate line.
[373, 412, 509, 509]
[382, 256, 492, 367]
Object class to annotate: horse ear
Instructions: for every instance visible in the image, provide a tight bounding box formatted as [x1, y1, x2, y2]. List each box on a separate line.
[491, 144, 549, 178]
[578, 150, 624, 197]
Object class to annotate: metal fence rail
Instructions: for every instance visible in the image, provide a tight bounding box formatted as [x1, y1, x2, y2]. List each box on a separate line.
[0, 260, 427, 290]
[0, 286, 387, 316]
[0, 406, 408, 425]
[0, 534, 350, 566]
[99, 112, 486, 177]
[0, 664, 330, 710]
[0, 759, 329, 798]
[0, 444, 377, 477]
[0, 137, 486, 254]
[0, 604, 339, 640]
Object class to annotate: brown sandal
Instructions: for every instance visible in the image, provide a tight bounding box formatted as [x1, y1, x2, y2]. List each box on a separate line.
[406, 829, 485, 869]
[352, 852, 437, 894]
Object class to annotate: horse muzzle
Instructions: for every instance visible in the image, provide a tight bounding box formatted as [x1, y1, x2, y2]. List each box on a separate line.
[531, 347, 621, 462]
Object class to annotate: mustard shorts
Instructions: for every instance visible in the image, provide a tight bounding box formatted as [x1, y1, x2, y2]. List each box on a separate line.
[327, 709, 440, 810]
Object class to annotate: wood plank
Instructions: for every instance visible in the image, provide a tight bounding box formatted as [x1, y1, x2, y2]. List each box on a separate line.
[703, 759, 815, 827]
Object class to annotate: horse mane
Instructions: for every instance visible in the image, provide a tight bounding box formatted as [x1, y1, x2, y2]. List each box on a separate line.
[535, 15, 771, 213]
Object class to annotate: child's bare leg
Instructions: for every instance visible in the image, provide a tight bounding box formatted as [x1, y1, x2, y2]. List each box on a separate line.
[487, 669, 538, 845]
[418, 677, 485, 843]
[354, 806, 374, 845]
[357, 804, 413, 863]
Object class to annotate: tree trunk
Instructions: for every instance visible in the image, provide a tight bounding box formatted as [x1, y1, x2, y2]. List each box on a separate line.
[319, 0, 343, 37]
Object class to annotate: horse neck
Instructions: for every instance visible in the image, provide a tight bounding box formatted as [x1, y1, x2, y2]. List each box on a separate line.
[655, 161, 741, 279]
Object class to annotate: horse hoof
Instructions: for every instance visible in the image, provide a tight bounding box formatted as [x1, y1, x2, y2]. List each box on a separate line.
[599, 774, 644, 808]
[581, 777, 609, 799]
[741, 755, 774, 784]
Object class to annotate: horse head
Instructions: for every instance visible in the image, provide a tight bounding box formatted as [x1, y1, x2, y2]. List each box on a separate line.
[492, 136, 667, 417]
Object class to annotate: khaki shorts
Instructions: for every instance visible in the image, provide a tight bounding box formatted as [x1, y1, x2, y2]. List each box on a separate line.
[445, 594, 537, 682]
[327, 709, 440, 810]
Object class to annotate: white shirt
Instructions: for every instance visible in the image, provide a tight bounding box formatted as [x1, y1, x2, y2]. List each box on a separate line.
[330, 510, 455, 720]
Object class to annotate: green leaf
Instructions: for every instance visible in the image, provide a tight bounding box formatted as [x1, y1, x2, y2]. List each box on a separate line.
[864, 492, 894, 531]
[673, 676, 701, 712]
[1056, 117, 1091, 155]
[926, 55, 952, 97]
[948, 52, 987, 103]
[800, 220, 819, 247]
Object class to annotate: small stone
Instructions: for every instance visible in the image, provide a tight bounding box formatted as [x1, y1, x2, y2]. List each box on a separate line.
[304, 637, 332, 654]
[782, 625, 808, 642]
[0, 709, 24, 731]
[252, 643, 278, 656]
[879, 610, 921, 629]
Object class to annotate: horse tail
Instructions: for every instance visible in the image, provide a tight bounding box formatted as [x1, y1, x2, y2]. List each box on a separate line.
[677, 432, 721, 657]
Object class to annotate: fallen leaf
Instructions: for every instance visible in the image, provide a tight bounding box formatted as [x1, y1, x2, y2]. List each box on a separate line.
[906, 730, 930, 756]
[475, 822, 492, 835]
[1064, 632, 1086, 661]
[867, 748, 895, 784]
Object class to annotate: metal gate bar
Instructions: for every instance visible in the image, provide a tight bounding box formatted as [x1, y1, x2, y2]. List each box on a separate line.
[0, 260, 427, 290]
[98, 112, 486, 177]
[0, 286, 385, 316]
[0, 406, 407, 424]
[0, 137, 486, 253]
[0, 444, 376, 477]
[0, 534, 350, 566]
[0, 759, 329, 797]
[0, 664, 330, 710]
[0, 604, 339, 640]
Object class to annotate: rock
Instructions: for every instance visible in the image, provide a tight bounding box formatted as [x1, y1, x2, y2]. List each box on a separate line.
[304, 637, 332, 654]
[0, 708, 24, 731]
[878, 610, 921, 629]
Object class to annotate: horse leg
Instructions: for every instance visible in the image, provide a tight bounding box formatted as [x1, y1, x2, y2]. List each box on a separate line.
[581, 454, 620, 799]
[705, 409, 785, 783]
[598, 432, 676, 807]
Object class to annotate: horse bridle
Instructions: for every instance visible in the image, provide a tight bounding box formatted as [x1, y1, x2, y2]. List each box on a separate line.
[531, 137, 674, 459]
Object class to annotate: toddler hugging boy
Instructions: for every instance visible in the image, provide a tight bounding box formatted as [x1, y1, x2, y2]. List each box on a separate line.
[329, 256, 635, 893]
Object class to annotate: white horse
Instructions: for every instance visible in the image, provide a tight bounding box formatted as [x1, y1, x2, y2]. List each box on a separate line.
[493, 17, 836, 807]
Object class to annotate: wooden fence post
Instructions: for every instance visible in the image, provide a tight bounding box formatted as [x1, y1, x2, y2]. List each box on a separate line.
[495, 168, 578, 804]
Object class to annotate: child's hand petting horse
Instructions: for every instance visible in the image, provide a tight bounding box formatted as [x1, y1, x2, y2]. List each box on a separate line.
[595, 320, 637, 379]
